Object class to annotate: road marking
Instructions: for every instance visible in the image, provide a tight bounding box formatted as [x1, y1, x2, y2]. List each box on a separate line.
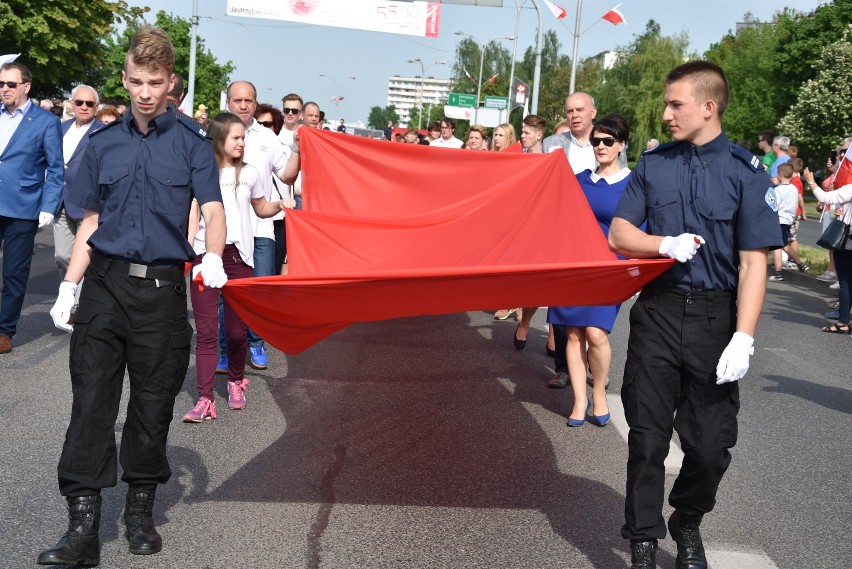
[705, 547, 780, 568]
[607, 394, 684, 474]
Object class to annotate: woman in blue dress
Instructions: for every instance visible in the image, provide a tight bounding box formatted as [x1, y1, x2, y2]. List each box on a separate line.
[548, 113, 632, 428]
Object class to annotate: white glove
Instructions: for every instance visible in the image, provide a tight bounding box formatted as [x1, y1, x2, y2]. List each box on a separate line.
[716, 332, 754, 384]
[659, 233, 706, 262]
[50, 281, 78, 333]
[38, 212, 55, 228]
[192, 252, 228, 288]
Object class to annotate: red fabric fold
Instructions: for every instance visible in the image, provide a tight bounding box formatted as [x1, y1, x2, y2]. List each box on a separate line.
[222, 128, 672, 354]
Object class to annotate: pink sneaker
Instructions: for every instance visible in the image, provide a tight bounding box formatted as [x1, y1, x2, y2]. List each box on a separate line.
[227, 379, 249, 410]
[183, 397, 216, 422]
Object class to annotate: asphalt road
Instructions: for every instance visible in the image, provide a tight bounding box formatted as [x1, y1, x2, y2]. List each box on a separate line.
[0, 229, 849, 569]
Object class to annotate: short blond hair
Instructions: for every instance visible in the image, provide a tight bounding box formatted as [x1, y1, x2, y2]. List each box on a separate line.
[125, 24, 175, 72]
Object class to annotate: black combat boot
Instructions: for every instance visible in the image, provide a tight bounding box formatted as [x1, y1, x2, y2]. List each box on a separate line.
[667, 511, 707, 569]
[37, 495, 101, 566]
[124, 484, 162, 555]
[630, 540, 657, 569]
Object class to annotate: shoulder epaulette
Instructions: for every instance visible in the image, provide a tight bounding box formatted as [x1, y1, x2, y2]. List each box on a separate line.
[88, 119, 121, 137]
[643, 140, 678, 155]
[729, 144, 764, 172]
[175, 111, 208, 139]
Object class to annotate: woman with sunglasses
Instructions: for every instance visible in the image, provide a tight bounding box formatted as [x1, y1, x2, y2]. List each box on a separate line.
[548, 113, 632, 427]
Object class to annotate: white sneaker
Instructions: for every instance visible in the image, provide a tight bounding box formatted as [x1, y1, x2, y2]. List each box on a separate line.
[817, 270, 837, 282]
[830, 281, 840, 290]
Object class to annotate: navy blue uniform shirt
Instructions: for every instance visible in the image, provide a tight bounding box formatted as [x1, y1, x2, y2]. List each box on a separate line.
[69, 107, 221, 266]
[614, 131, 783, 291]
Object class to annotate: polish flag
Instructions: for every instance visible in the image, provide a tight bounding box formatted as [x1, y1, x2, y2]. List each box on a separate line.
[542, 0, 567, 20]
[464, 68, 476, 83]
[487, 74, 499, 84]
[835, 148, 852, 188]
[602, 4, 626, 25]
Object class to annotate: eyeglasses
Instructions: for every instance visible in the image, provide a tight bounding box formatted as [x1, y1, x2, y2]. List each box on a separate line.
[282, 108, 301, 115]
[440, 125, 451, 130]
[258, 120, 274, 128]
[0, 81, 25, 89]
[74, 100, 96, 108]
[590, 136, 618, 147]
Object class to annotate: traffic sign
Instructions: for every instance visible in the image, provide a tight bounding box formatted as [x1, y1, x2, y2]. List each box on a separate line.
[448, 92, 476, 108]
[484, 96, 509, 110]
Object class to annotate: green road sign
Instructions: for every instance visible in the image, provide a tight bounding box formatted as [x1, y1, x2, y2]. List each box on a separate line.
[484, 96, 509, 110]
[448, 92, 477, 108]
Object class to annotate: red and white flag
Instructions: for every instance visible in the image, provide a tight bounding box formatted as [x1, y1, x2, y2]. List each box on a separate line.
[542, 0, 567, 20]
[602, 4, 626, 25]
[834, 148, 852, 188]
[487, 74, 499, 84]
[463, 68, 476, 83]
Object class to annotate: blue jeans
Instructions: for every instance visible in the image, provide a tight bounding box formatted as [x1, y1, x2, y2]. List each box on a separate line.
[294, 195, 302, 210]
[218, 237, 275, 353]
[0, 216, 38, 337]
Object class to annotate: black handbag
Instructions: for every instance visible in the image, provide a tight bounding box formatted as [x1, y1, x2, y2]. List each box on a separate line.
[816, 219, 851, 251]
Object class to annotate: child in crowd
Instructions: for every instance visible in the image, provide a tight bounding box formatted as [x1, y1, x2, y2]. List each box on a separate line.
[769, 162, 809, 281]
[183, 112, 293, 422]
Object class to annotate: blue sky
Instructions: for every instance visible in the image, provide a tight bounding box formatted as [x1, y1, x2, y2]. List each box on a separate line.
[128, 0, 824, 123]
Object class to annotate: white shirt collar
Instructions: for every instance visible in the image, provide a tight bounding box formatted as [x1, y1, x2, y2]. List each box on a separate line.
[589, 166, 631, 184]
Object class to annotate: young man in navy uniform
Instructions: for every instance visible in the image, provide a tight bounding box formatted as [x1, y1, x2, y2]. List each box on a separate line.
[39, 25, 227, 566]
[609, 61, 783, 569]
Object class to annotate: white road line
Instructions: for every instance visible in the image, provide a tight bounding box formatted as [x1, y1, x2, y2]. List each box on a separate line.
[706, 547, 781, 569]
[607, 394, 684, 475]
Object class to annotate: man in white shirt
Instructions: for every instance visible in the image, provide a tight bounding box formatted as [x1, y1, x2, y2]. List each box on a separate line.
[543, 91, 597, 174]
[278, 93, 305, 210]
[55, 85, 104, 279]
[224, 80, 300, 370]
[429, 117, 463, 149]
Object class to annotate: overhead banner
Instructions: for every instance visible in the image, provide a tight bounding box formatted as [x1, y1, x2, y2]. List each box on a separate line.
[226, 0, 442, 38]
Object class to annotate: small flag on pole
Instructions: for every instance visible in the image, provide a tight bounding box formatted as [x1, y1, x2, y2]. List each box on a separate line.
[463, 68, 476, 83]
[542, 0, 567, 19]
[487, 74, 499, 84]
[602, 4, 626, 25]
[834, 148, 852, 188]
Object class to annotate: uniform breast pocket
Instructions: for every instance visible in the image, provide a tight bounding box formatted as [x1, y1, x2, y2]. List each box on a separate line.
[146, 168, 190, 218]
[97, 165, 130, 215]
[645, 190, 679, 232]
[696, 197, 736, 247]
[18, 178, 41, 196]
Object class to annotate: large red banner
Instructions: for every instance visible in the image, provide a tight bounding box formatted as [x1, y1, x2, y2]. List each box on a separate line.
[222, 129, 672, 353]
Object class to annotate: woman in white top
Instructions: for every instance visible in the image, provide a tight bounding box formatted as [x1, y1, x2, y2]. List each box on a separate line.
[803, 164, 852, 334]
[183, 112, 293, 422]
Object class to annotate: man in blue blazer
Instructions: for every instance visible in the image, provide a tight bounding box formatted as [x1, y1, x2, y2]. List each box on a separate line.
[0, 62, 63, 353]
[56, 85, 104, 279]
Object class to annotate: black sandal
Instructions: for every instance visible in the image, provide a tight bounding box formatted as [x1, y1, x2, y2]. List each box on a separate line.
[821, 322, 851, 334]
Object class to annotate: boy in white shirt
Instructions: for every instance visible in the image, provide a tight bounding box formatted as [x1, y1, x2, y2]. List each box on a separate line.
[769, 162, 809, 281]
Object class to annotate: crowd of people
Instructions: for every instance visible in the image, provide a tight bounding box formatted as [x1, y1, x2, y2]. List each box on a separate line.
[0, 23, 849, 569]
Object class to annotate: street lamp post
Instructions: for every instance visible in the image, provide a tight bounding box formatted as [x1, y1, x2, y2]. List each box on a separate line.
[319, 73, 356, 122]
[407, 58, 447, 130]
[454, 31, 514, 125]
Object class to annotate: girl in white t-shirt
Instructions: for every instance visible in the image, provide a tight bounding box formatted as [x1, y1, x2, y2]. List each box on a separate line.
[184, 112, 293, 422]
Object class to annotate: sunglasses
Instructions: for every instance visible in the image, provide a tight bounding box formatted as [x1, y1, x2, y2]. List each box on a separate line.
[282, 108, 301, 115]
[0, 81, 25, 89]
[258, 120, 274, 128]
[590, 136, 618, 147]
[74, 100, 96, 108]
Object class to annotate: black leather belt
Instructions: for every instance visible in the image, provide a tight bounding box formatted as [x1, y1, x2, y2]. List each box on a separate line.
[90, 251, 184, 283]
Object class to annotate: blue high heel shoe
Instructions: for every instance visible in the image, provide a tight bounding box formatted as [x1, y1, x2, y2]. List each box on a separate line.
[587, 400, 610, 427]
[567, 401, 591, 427]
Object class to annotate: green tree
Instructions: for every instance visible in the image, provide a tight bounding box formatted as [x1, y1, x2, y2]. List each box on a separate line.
[593, 20, 691, 160]
[367, 105, 400, 130]
[777, 30, 852, 161]
[408, 102, 445, 132]
[0, 0, 146, 97]
[770, 0, 852, 123]
[99, 11, 234, 111]
[704, 14, 780, 145]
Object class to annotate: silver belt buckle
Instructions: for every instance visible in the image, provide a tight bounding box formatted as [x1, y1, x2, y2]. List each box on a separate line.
[128, 263, 148, 278]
